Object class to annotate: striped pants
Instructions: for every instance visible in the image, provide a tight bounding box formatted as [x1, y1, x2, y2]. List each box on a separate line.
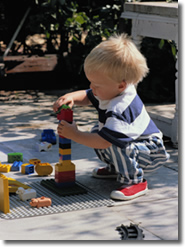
[93, 128, 170, 185]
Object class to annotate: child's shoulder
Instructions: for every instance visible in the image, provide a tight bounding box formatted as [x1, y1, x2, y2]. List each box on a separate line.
[107, 85, 137, 113]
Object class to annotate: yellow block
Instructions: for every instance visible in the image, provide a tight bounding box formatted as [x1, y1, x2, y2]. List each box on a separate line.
[21, 163, 29, 174]
[59, 159, 72, 165]
[0, 164, 11, 173]
[35, 163, 53, 176]
[59, 148, 71, 155]
[0, 173, 10, 214]
[8, 177, 31, 193]
[29, 158, 41, 166]
[55, 162, 75, 172]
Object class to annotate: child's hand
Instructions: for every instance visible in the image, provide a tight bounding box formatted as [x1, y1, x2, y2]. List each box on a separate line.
[57, 120, 78, 139]
[53, 94, 74, 112]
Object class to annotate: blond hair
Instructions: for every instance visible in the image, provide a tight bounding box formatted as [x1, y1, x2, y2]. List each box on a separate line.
[84, 34, 149, 85]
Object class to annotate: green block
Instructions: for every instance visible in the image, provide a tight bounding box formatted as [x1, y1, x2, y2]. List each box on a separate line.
[40, 179, 87, 196]
[8, 153, 23, 163]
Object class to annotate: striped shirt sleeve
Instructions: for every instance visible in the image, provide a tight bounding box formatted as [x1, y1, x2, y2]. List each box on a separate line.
[87, 88, 161, 148]
[99, 95, 160, 148]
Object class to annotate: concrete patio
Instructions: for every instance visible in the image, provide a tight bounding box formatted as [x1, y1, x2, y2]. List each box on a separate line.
[0, 91, 178, 241]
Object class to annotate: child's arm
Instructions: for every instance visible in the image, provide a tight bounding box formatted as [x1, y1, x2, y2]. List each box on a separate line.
[58, 120, 111, 149]
[53, 90, 91, 111]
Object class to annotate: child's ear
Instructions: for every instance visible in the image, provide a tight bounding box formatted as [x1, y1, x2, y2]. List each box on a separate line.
[118, 81, 127, 92]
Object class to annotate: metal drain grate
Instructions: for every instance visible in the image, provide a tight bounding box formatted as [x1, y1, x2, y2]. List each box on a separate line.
[0, 181, 114, 220]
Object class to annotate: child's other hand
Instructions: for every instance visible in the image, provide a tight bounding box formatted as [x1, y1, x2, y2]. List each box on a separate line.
[53, 94, 74, 112]
[57, 120, 78, 139]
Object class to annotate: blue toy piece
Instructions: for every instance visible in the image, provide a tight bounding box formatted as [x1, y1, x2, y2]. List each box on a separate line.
[11, 161, 23, 171]
[41, 129, 57, 145]
[25, 164, 34, 175]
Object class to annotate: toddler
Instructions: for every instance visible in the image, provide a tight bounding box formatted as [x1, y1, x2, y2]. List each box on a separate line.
[53, 34, 169, 200]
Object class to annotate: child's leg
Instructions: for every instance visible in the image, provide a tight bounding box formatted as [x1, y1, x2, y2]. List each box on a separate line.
[92, 124, 144, 183]
[109, 137, 169, 200]
[94, 145, 144, 184]
[133, 136, 170, 173]
[93, 136, 169, 185]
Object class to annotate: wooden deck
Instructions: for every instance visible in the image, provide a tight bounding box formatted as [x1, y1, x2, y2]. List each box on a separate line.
[4, 54, 57, 74]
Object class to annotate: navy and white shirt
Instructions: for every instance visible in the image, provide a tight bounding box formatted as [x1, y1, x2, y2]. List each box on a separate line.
[86, 85, 162, 148]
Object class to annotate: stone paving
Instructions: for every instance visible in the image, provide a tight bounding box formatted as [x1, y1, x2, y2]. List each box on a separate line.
[0, 91, 178, 240]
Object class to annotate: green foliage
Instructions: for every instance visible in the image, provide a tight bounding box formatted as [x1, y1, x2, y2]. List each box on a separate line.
[26, 0, 122, 86]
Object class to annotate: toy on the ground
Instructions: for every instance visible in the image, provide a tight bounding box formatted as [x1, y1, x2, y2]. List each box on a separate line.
[36, 142, 52, 152]
[16, 187, 37, 201]
[8, 152, 23, 163]
[21, 163, 34, 175]
[0, 173, 10, 214]
[30, 196, 52, 208]
[0, 163, 11, 173]
[29, 158, 41, 166]
[11, 161, 23, 171]
[8, 177, 31, 193]
[35, 162, 53, 176]
[41, 129, 57, 144]
[55, 105, 76, 188]
[41, 105, 86, 195]
[116, 223, 145, 240]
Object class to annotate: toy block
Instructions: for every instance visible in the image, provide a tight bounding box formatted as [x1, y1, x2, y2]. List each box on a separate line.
[59, 137, 71, 149]
[59, 143, 71, 149]
[55, 170, 75, 183]
[25, 164, 34, 175]
[16, 187, 37, 201]
[36, 142, 52, 152]
[35, 163, 53, 176]
[58, 158, 73, 165]
[59, 154, 71, 161]
[59, 137, 71, 144]
[55, 105, 76, 188]
[55, 181, 75, 188]
[8, 152, 23, 163]
[59, 148, 71, 155]
[29, 158, 41, 166]
[57, 108, 73, 123]
[41, 129, 56, 144]
[21, 163, 29, 174]
[56, 104, 70, 114]
[11, 161, 23, 171]
[55, 162, 75, 172]
[0, 173, 10, 214]
[41, 179, 87, 196]
[8, 177, 31, 193]
[21, 163, 34, 174]
[0, 164, 11, 173]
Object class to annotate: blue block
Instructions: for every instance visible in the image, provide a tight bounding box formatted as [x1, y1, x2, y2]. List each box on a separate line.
[25, 164, 34, 174]
[41, 129, 56, 144]
[59, 137, 71, 144]
[59, 154, 71, 160]
[11, 161, 23, 171]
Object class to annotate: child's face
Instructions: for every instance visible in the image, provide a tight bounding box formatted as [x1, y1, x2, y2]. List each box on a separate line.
[86, 71, 126, 100]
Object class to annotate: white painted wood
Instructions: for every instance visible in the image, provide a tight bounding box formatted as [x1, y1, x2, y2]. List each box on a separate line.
[121, 2, 178, 147]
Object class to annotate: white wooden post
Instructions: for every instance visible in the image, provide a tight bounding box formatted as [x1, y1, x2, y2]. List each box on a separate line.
[120, 2, 178, 147]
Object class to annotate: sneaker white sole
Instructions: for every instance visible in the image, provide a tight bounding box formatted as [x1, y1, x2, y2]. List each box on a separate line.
[110, 187, 148, 201]
[92, 167, 117, 179]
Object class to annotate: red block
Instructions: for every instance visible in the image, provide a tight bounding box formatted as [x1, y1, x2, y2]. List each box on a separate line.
[55, 170, 75, 183]
[57, 109, 73, 122]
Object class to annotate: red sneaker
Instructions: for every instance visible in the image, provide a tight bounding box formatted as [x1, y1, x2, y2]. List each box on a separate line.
[110, 179, 148, 200]
[92, 167, 117, 178]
